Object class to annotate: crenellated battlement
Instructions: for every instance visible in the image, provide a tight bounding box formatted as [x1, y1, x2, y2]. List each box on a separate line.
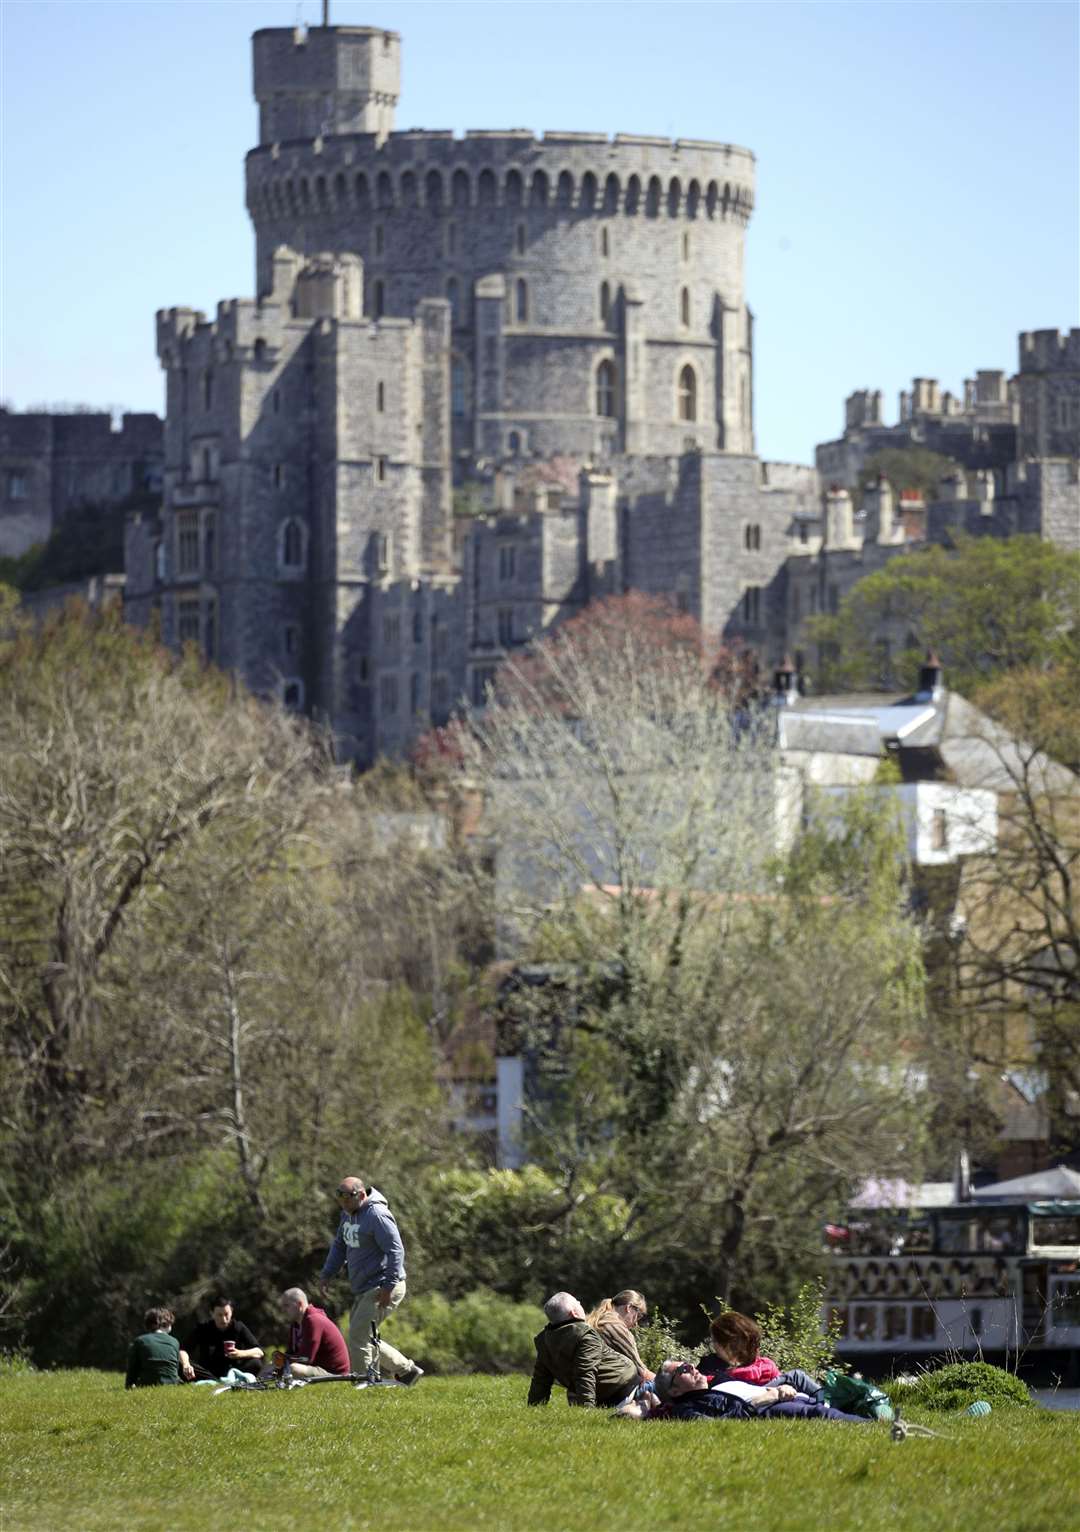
[245, 128, 755, 223]
[1019, 327, 1080, 371]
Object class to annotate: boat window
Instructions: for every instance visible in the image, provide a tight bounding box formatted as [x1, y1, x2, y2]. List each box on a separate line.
[852, 1306, 877, 1341]
[1051, 1279, 1080, 1327]
[911, 1306, 936, 1340]
[936, 1211, 1024, 1254]
[883, 1306, 908, 1340]
[1032, 1215, 1080, 1246]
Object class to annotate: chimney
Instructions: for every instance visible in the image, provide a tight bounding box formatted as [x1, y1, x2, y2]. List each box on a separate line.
[954, 1147, 972, 1203]
[916, 650, 944, 703]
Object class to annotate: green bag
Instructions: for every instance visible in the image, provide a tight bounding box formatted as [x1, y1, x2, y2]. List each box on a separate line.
[821, 1368, 894, 1421]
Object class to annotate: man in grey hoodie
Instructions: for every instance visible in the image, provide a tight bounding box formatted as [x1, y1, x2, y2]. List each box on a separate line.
[317, 1176, 423, 1385]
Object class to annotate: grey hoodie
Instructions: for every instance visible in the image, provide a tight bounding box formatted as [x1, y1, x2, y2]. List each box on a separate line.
[319, 1187, 406, 1294]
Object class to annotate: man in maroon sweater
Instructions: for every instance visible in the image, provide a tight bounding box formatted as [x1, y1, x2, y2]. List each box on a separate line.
[277, 1287, 351, 1378]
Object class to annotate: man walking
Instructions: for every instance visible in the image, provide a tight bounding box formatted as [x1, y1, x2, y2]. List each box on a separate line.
[318, 1175, 423, 1386]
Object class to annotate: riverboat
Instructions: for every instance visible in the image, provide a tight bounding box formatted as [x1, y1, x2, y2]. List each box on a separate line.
[823, 1164, 1080, 1378]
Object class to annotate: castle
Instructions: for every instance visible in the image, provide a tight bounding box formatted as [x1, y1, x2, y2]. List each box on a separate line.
[123, 21, 1079, 761]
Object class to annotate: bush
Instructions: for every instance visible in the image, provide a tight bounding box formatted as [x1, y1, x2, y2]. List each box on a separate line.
[379, 1288, 543, 1374]
[635, 1306, 686, 1371]
[754, 1280, 840, 1378]
[886, 1361, 1032, 1413]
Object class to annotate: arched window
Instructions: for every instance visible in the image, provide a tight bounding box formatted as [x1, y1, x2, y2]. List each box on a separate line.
[355, 172, 370, 207]
[646, 176, 662, 217]
[680, 287, 690, 328]
[604, 173, 619, 213]
[557, 170, 574, 208]
[599, 281, 611, 325]
[452, 168, 470, 207]
[678, 365, 697, 422]
[580, 172, 597, 211]
[625, 175, 641, 214]
[515, 278, 528, 322]
[376, 170, 393, 209]
[506, 169, 524, 207]
[400, 170, 417, 206]
[425, 168, 443, 208]
[254, 337, 267, 365]
[530, 169, 548, 206]
[478, 168, 497, 206]
[596, 360, 616, 418]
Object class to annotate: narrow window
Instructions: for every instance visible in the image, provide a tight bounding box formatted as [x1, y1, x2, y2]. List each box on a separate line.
[377, 380, 385, 413]
[412, 608, 422, 644]
[682, 231, 690, 261]
[931, 808, 949, 851]
[508, 430, 521, 456]
[498, 606, 514, 645]
[680, 287, 690, 328]
[383, 613, 401, 647]
[177, 595, 201, 645]
[282, 519, 304, 568]
[373, 279, 385, 318]
[375, 456, 388, 484]
[203, 511, 216, 574]
[410, 673, 421, 714]
[283, 680, 303, 710]
[499, 544, 516, 581]
[678, 364, 697, 422]
[380, 675, 399, 715]
[515, 278, 528, 322]
[742, 585, 761, 625]
[596, 360, 616, 418]
[516, 223, 526, 255]
[283, 623, 300, 658]
[451, 358, 467, 417]
[600, 226, 610, 258]
[177, 512, 199, 576]
[273, 463, 284, 490]
[445, 220, 457, 255]
[599, 281, 611, 325]
[376, 533, 389, 572]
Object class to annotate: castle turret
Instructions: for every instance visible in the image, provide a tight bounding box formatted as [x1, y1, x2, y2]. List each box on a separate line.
[253, 25, 401, 145]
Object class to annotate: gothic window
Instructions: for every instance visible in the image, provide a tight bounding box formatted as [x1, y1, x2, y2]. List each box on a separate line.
[254, 338, 267, 364]
[281, 518, 305, 571]
[478, 168, 497, 206]
[596, 359, 617, 418]
[376, 172, 393, 209]
[452, 168, 470, 207]
[557, 170, 574, 207]
[625, 175, 641, 214]
[678, 364, 697, 422]
[177, 595, 200, 645]
[599, 281, 611, 325]
[515, 279, 528, 322]
[507, 170, 524, 208]
[426, 168, 443, 208]
[530, 169, 548, 206]
[680, 287, 691, 328]
[176, 512, 199, 576]
[580, 172, 597, 211]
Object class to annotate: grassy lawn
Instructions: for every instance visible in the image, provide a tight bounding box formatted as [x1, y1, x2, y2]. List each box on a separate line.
[1, 1371, 1077, 1532]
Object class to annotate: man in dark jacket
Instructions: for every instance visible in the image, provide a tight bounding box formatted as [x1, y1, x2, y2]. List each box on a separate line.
[527, 1292, 639, 1408]
[653, 1360, 868, 1422]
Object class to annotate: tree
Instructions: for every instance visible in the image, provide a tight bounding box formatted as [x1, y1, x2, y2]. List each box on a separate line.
[948, 663, 1080, 1154]
[807, 534, 1080, 695]
[458, 595, 929, 1312]
[856, 446, 959, 505]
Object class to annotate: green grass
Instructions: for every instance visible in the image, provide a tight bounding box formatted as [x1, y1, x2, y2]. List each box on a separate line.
[0, 1372, 1076, 1532]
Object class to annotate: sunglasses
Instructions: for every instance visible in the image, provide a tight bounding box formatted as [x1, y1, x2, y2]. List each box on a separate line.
[673, 1362, 696, 1377]
[335, 1187, 362, 1198]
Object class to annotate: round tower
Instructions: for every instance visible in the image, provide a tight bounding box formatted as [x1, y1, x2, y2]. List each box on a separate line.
[245, 27, 756, 461]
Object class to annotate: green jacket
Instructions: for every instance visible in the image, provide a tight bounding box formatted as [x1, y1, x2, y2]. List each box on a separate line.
[527, 1319, 638, 1408]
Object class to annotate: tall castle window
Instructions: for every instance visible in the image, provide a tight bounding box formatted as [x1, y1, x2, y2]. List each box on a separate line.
[176, 512, 199, 577]
[177, 595, 201, 645]
[377, 380, 385, 413]
[600, 226, 610, 258]
[515, 279, 528, 322]
[682, 231, 690, 261]
[373, 280, 385, 318]
[744, 523, 762, 551]
[678, 365, 697, 422]
[680, 287, 691, 328]
[596, 359, 617, 418]
[279, 517, 307, 574]
[742, 585, 761, 625]
[599, 281, 611, 325]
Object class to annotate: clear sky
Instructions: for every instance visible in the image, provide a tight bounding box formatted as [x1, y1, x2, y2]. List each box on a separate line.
[1, 0, 1077, 464]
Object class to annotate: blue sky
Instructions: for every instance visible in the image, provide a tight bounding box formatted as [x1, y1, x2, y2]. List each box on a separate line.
[2, 0, 1077, 463]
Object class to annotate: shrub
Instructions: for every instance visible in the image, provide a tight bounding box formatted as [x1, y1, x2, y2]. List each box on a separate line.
[754, 1279, 840, 1378]
[379, 1288, 543, 1374]
[635, 1306, 686, 1372]
[886, 1360, 1032, 1413]
[0, 1348, 35, 1376]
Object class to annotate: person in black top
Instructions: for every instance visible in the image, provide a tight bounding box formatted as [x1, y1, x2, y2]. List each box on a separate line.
[184, 1294, 264, 1380]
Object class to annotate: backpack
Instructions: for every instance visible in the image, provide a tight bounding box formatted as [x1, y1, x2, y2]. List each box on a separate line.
[820, 1368, 894, 1420]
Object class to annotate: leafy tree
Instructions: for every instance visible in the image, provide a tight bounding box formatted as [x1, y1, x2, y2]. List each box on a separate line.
[457, 595, 929, 1314]
[855, 446, 959, 505]
[807, 533, 1080, 695]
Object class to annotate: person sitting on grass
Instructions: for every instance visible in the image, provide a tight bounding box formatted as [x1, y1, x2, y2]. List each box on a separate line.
[586, 1289, 655, 1383]
[125, 1306, 195, 1388]
[184, 1293, 264, 1381]
[528, 1291, 639, 1409]
[700, 1309, 823, 1401]
[261, 1287, 351, 1380]
[640, 1359, 868, 1422]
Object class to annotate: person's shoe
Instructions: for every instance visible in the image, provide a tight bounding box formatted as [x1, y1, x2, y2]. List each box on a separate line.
[397, 1365, 424, 1387]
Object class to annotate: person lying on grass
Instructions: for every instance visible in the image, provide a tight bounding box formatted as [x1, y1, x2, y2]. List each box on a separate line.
[617, 1361, 868, 1422]
[700, 1309, 823, 1401]
[528, 1291, 640, 1409]
[259, 1287, 351, 1380]
[586, 1289, 656, 1384]
[125, 1306, 195, 1388]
